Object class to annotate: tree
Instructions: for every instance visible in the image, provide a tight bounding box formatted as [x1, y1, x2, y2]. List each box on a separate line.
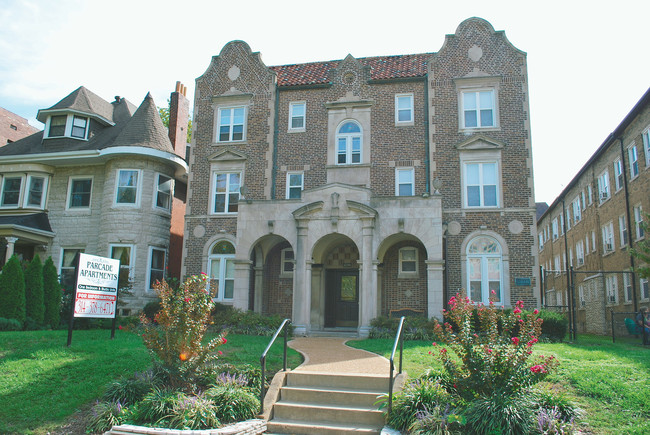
[43, 256, 62, 328]
[25, 255, 44, 323]
[159, 99, 192, 143]
[0, 255, 26, 322]
[631, 212, 650, 279]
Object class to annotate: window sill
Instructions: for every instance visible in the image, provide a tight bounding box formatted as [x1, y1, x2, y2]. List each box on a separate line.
[398, 272, 419, 279]
[458, 126, 500, 134]
[209, 213, 238, 217]
[395, 121, 414, 127]
[212, 140, 247, 146]
[279, 273, 293, 279]
[287, 128, 306, 133]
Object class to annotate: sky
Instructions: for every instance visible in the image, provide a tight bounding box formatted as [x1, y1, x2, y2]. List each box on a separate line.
[0, 0, 648, 205]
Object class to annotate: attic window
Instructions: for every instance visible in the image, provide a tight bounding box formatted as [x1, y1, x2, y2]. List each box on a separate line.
[71, 116, 88, 139]
[46, 114, 89, 139]
[48, 115, 67, 137]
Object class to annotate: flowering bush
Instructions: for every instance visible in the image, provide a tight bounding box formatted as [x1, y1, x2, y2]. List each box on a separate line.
[140, 274, 226, 388]
[432, 293, 558, 401]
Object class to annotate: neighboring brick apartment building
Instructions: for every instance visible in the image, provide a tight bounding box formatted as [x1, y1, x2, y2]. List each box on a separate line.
[537, 88, 650, 335]
[0, 84, 189, 312]
[183, 17, 537, 336]
[0, 107, 39, 146]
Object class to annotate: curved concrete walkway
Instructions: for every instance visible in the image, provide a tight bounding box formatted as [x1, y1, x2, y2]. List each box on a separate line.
[288, 337, 390, 374]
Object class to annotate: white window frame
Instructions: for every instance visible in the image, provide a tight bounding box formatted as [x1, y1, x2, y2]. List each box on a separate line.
[0, 175, 24, 208]
[288, 102, 306, 132]
[460, 88, 497, 129]
[395, 167, 415, 196]
[110, 244, 135, 288]
[585, 235, 590, 255]
[217, 106, 246, 142]
[619, 215, 628, 247]
[114, 169, 141, 207]
[581, 191, 586, 210]
[634, 205, 644, 240]
[66, 176, 93, 210]
[628, 144, 639, 179]
[643, 126, 650, 168]
[395, 93, 414, 125]
[23, 174, 48, 209]
[46, 114, 68, 138]
[399, 246, 418, 277]
[466, 237, 503, 305]
[552, 218, 559, 240]
[44, 114, 89, 140]
[614, 159, 623, 191]
[566, 209, 572, 231]
[207, 241, 236, 302]
[336, 120, 363, 165]
[623, 272, 633, 303]
[538, 233, 544, 251]
[641, 277, 649, 300]
[606, 275, 618, 304]
[597, 170, 610, 203]
[59, 248, 84, 291]
[71, 115, 89, 139]
[591, 231, 597, 252]
[576, 240, 584, 267]
[579, 285, 585, 307]
[210, 172, 241, 215]
[587, 184, 593, 205]
[463, 161, 499, 208]
[154, 173, 173, 212]
[602, 222, 614, 254]
[286, 172, 303, 199]
[280, 248, 294, 278]
[147, 247, 167, 291]
[572, 197, 582, 223]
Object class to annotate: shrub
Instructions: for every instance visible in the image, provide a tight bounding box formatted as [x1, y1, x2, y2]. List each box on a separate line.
[369, 315, 438, 340]
[0, 317, 22, 331]
[408, 405, 464, 435]
[0, 255, 26, 323]
[386, 376, 454, 431]
[24, 255, 44, 324]
[536, 406, 578, 434]
[538, 309, 569, 342]
[198, 363, 262, 392]
[204, 385, 259, 424]
[142, 301, 162, 322]
[24, 316, 47, 331]
[131, 388, 184, 425]
[463, 392, 536, 435]
[140, 275, 226, 389]
[43, 256, 62, 328]
[211, 307, 292, 336]
[166, 393, 220, 430]
[534, 387, 581, 423]
[103, 370, 162, 406]
[86, 401, 129, 433]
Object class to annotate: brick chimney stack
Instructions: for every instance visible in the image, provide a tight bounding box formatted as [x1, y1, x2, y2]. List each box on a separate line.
[168, 81, 189, 158]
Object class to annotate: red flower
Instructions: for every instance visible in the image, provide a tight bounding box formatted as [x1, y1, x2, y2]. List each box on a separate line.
[533, 309, 539, 315]
[530, 364, 546, 374]
[511, 337, 519, 345]
[218, 350, 223, 355]
[184, 297, 190, 303]
[118, 325, 123, 330]
[222, 337, 227, 344]
[440, 348, 448, 354]
[526, 338, 538, 347]
[513, 307, 522, 314]
[432, 342, 437, 346]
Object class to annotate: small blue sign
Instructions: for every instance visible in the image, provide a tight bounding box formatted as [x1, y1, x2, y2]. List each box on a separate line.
[515, 277, 531, 286]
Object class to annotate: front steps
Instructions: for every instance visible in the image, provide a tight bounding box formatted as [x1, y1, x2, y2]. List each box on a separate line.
[266, 371, 390, 435]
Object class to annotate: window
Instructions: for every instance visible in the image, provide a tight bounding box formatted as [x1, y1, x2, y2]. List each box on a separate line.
[585, 235, 590, 254]
[624, 272, 633, 302]
[464, 162, 498, 207]
[597, 171, 610, 202]
[559, 214, 564, 235]
[115, 169, 140, 205]
[110, 244, 134, 291]
[619, 215, 628, 247]
[591, 231, 596, 252]
[286, 172, 303, 199]
[148, 248, 166, 291]
[606, 275, 618, 304]
[581, 191, 586, 210]
[281, 248, 294, 276]
[462, 89, 495, 128]
[602, 222, 614, 253]
[579, 285, 585, 307]
[467, 236, 502, 304]
[25, 175, 46, 208]
[60, 248, 84, 292]
[207, 241, 235, 301]
[212, 172, 240, 213]
[48, 115, 67, 137]
[634, 205, 644, 239]
[572, 197, 581, 223]
[289, 102, 306, 131]
[1, 176, 22, 207]
[538, 233, 544, 251]
[587, 184, 593, 205]
[641, 277, 649, 300]
[336, 121, 362, 165]
[643, 127, 650, 167]
[67, 177, 92, 209]
[628, 145, 639, 178]
[552, 218, 559, 240]
[566, 209, 571, 231]
[614, 159, 623, 191]
[396, 168, 414, 196]
[155, 174, 173, 211]
[218, 107, 245, 142]
[71, 115, 88, 139]
[399, 247, 418, 275]
[576, 240, 584, 266]
[395, 94, 413, 124]
[568, 248, 574, 268]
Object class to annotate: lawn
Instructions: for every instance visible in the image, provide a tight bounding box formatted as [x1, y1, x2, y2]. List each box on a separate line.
[0, 329, 302, 434]
[350, 334, 650, 434]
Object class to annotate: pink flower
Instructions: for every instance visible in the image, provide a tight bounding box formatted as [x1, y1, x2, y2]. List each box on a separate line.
[526, 338, 538, 347]
[533, 309, 539, 315]
[184, 297, 190, 303]
[530, 364, 546, 374]
[491, 290, 496, 295]
[486, 348, 493, 354]
[222, 337, 227, 344]
[513, 307, 522, 314]
[218, 350, 223, 355]
[428, 351, 432, 355]
[118, 325, 123, 330]
[432, 342, 437, 346]
[511, 337, 519, 345]
[440, 348, 448, 354]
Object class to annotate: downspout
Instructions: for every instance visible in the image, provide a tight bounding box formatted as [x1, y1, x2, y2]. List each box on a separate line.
[424, 75, 431, 194]
[619, 137, 638, 312]
[561, 199, 574, 340]
[271, 84, 280, 199]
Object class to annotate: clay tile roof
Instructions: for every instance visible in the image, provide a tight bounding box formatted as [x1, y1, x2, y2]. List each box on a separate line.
[270, 53, 432, 87]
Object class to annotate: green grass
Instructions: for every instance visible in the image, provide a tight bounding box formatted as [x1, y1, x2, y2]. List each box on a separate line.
[349, 334, 650, 434]
[0, 330, 302, 434]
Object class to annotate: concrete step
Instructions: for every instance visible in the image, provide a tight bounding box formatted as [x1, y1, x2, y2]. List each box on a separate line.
[286, 371, 390, 392]
[280, 385, 384, 407]
[266, 419, 381, 435]
[273, 401, 385, 426]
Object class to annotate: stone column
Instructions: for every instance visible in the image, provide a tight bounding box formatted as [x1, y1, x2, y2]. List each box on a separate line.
[426, 260, 445, 319]
[4, 237, 18, 264]
[292, 219, 310, 336]
[253, 266, 263, 313]
[358, 216, 375, 337]
[233, 260, 252, 310]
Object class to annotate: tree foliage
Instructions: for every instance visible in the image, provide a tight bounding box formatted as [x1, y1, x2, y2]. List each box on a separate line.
[43, 256, 62, 328]
[0, 255, 26, 322]
[159, 99, 192, 143]
[630, 212, 650, 279]
[25, 254, 45, 324]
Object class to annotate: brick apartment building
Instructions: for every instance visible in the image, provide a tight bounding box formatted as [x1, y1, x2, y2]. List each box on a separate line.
[0, 107, 39, 146]
[0, 84, 189, 312]
[183, 17, 537, 336]
[537, 88, 650, 335]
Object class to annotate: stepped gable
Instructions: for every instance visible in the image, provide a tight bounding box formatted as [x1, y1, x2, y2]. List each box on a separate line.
[110, 93, 174, 153]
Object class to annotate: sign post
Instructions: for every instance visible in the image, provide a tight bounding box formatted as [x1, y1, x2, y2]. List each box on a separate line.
[66, 253, 120, 346]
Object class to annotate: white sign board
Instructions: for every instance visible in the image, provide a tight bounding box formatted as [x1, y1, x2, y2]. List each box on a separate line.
[73, 253, 120, 318]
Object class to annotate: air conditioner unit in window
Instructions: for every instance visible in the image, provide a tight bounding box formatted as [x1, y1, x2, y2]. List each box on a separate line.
[608, 295, 617, 303]
[577, 258, 584, 266]
[601, 193, 609, 201]
[605, 243, 613, 252]
[580, 300, 586, 307]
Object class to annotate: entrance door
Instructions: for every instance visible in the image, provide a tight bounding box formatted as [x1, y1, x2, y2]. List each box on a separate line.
[325, 270, 359, 327]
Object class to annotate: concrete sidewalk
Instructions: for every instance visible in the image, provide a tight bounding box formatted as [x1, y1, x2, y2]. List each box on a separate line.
[288, 337, 391, 374]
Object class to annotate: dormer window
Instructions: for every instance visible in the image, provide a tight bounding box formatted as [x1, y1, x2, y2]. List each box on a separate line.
[71, 116, 88, 139]
[45, 114, 89, 140]
[48, 115, 67, 137]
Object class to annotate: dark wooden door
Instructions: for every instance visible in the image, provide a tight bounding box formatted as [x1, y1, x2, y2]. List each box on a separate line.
[325, 270, 359, 327]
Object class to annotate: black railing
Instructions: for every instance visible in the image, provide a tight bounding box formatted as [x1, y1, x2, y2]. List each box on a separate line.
[388, 316, 405, 414]
[259, 318, 291, 414]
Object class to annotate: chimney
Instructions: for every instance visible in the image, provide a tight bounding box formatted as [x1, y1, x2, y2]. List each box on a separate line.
[168, 81, 189, 158]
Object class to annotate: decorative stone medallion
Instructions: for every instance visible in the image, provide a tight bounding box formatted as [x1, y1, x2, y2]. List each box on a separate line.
[447, 221, 462, 235]
[193, 224, 206, 238]
[468, 44, 483, 62]
[228, 65, 240, 81]
[508, 220, 524, 234]
[343, 71, 356, 84]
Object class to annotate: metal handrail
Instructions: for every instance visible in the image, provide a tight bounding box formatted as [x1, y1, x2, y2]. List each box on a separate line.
[388, 316, 405, 414]
[259, 318, 291, 414]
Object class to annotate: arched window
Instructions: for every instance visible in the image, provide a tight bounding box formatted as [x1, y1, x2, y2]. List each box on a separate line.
[207, 241, 235, 301]
[336, 121, 362, 165]
[466, 236, 502, 304]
